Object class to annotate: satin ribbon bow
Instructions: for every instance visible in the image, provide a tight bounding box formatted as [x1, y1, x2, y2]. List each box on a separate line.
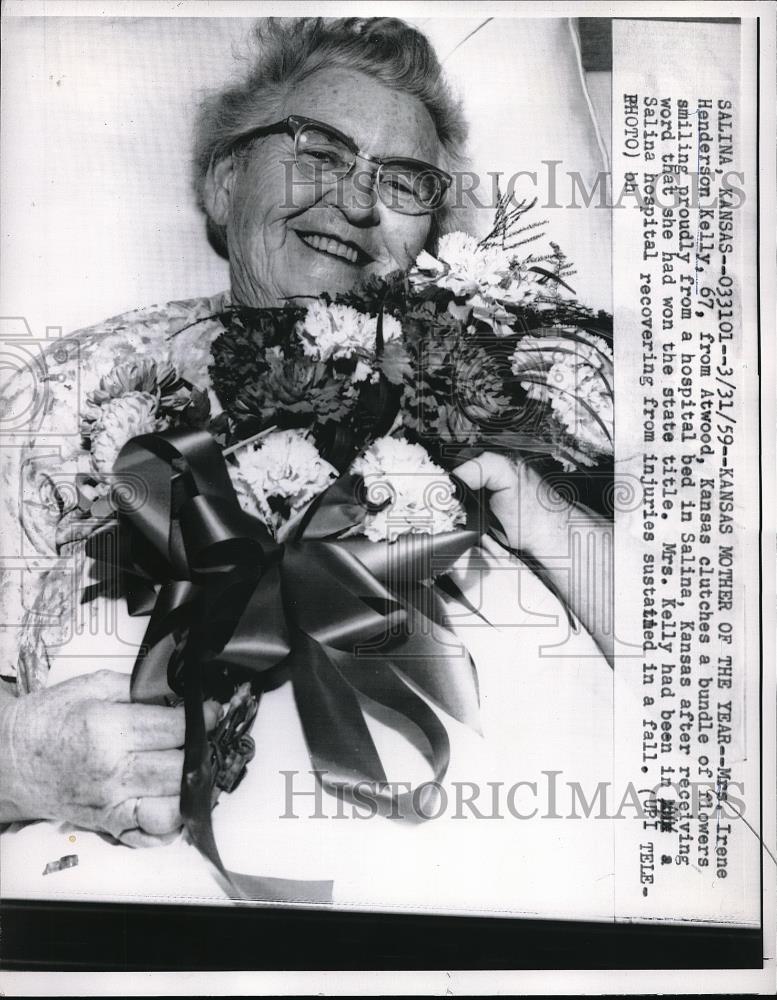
[84, 428, 486, 904]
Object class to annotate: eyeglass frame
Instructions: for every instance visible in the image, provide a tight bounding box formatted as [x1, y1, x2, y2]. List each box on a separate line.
[228, 114, 453, 215]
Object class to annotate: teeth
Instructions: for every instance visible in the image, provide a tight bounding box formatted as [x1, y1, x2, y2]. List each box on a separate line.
[300, 233, 359, 263]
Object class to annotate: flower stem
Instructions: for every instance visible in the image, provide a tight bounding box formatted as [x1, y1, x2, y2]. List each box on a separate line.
[222, 425, 278, 458]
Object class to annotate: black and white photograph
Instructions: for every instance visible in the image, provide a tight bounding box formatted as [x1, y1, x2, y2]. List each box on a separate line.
[0, 1, 773, 994]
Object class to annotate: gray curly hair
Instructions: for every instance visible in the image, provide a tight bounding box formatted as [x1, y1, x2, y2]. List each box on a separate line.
[193, 17, 470, 257]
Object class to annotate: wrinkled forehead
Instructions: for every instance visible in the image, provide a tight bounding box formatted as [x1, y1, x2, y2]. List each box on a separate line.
[279, 67, 441, 164]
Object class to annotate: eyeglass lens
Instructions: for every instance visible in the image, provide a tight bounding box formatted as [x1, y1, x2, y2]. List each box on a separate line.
[294, 124, 445, 214]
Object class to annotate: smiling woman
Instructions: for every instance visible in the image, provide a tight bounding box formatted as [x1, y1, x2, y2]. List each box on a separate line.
[195, 19, 468, 303]
[205, 68, 440, 302]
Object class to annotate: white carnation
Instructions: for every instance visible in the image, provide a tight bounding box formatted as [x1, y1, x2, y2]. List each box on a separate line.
[437, 233, 512, 293]
[230, 429, 337, 533]
[410, 231, 513, 299]
[511, 330, 613, 455]
[547, 364, 613, 453]
[351, 436, 465, 543]
[295, 301, 401, 369]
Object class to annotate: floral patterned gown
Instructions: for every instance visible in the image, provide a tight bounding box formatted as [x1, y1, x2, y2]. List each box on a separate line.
[0, 292, 229, 693]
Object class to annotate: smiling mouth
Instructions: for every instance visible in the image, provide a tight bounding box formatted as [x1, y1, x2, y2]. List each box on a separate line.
[295, 230, 370, 266]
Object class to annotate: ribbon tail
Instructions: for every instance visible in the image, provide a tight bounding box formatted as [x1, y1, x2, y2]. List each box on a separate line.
[180, 651, 333, 905]
[332, 648, 451, 818]
[130, 579, 201, 704]
[81, 520, 158, 612]
[290, 632, 389, 789]
[221, 868, 334, 906]
[131, 631, 181, 705]
[380, 589, 481, 733]
[434, 572, 492, 626]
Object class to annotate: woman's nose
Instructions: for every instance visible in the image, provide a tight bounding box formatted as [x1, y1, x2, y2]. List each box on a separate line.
[323, 164, 381, 224]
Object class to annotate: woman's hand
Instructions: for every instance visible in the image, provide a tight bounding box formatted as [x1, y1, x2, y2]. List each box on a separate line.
[454, 451, 566, 557]
[454, 452, 614, 666]
[0, 670, 219, 847]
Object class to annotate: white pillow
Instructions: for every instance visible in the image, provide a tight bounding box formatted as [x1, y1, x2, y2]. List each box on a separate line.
[413, 17, 611, 309]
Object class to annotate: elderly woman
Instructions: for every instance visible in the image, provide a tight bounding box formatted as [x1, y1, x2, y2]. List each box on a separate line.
[0, 18, 612, 860]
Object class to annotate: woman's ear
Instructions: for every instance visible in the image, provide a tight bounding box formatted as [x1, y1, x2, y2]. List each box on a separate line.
[202, 153, 236, 228]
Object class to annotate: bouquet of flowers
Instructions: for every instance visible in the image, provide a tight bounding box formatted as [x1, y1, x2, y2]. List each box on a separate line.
[71, 203, 613, 901]
[208, 224, 613, 510]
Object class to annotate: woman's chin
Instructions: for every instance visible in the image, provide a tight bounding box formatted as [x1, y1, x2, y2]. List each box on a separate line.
[282, 262, 374, 301]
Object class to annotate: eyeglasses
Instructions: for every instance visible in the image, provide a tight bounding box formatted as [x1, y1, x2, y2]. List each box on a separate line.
[232, 114, 452, 216]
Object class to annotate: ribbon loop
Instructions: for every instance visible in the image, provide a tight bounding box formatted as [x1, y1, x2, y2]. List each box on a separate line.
[85, 427, 485, 904]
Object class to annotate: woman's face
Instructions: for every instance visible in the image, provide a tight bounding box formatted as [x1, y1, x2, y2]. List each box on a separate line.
[219, 68, 441, 305]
